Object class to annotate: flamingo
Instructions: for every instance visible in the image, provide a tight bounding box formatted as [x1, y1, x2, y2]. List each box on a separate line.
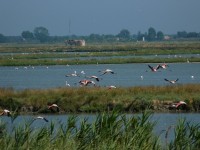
[79, 79, 96, 86]
[48, 104, 60, 112]
[0, 109, 11, 117]
[159, 63, 169, 69]
[35, 116, 49, 122]
[86, 75, 100, 82]
[107, 85, 117, 89]
[65, 71, 79, 77]
[169, 101, 187, 110]
[164, 78, 179, 84]
[175, 101, 187, 108]
[99, 69, 115, 75]
[148, 65, 161, 72]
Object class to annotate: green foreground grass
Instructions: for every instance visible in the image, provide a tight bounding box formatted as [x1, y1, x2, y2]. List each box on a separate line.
[1, 84, 200, 113]
[1, 111, 200, 150]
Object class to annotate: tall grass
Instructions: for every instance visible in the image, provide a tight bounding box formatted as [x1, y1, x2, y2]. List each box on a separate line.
[0, 111, 161, 150]
[0, 111, 200, 149]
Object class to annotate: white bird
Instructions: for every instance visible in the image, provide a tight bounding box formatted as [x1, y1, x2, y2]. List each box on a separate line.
[0, 109, 11, 116]
[107, 85, 117, 89]
[99, 69, 115, 75]
[191, 75, 194, 79]
[65, 71, 80, 77]
[35, 116, 49, 122]
[164, 78, 179, 84]
[81, 70, 86, 75]
[48, 104, 60, 112]
[66, 81, 71, 87]
[140, 75, 144, 80]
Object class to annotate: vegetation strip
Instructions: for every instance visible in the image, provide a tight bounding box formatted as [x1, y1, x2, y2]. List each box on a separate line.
[0, 84, 200, 113]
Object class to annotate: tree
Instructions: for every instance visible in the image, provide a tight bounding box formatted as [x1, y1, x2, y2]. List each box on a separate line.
[21, 31, 34, 41]
[147, 27, 156, 41]
[117, 29, 130, 40]
[0, 34, 6, 43]
[177, 31, 187, 38]
[34, 27, 49, 42]
[157, 31, 164, 41]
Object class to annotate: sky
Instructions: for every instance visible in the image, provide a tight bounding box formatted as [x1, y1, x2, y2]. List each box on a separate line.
[0, 0, 200, 36]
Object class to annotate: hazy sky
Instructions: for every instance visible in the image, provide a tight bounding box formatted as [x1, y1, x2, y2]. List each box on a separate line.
[0, 0, 200, 36]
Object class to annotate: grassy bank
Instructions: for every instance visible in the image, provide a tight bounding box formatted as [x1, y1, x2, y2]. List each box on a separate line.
[0, 84, 200, 113]
[1, 41, 200, 66]
[0, 111, 200, 149]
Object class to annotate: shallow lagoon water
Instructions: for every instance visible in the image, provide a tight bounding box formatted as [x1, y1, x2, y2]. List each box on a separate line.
[0, 63, 199, 90]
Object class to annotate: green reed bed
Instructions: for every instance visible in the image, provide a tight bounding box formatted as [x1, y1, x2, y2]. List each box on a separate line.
[0, 84, 200, 113]
[1, 56, 200, 66]
[1, 111, 200, 150]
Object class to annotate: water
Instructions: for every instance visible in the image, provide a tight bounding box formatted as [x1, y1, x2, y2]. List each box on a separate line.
[0, 63, 199, 90]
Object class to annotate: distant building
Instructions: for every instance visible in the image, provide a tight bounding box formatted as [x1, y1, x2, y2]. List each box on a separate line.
[164, 35, 171, 40]
[64, 39, 86, 46]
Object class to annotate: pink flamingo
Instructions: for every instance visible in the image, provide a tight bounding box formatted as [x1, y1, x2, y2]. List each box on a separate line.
[148, 65, 161, 72]
[48, 104, 60, 112]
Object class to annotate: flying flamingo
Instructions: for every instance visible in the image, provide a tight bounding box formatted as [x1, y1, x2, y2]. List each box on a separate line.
[164, 78, 179, 84]
[48, 104, 60, 112]
[0, 109, 11, 116]
[147, 65, 161, 72]
[169, 101, 187, 110]
[99, 69, 115, 75]
[86, 75, 100, 82]
[34, 116, 49, 122]
[79, 79, 96, 86]
[159, 63, 169, 69]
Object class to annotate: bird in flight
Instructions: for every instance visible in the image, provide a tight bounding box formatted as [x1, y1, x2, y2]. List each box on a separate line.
[169, 101, 187, 110]
[86, 75, 100, 82]
[148, 65, 161, 72]
[164, 78, 179, 84]
[79, 79, 96, 86]
[48, 104, 60, 112]
[159, 63, 169, 69]
[99, 69, 115, 75]
[34, 116, 49, 122]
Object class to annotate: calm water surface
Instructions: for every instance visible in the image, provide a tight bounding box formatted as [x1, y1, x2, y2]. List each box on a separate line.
[0, 63, 199, 90]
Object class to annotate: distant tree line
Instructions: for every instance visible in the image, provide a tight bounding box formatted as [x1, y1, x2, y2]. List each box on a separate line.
[0, 26, 200, 43]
